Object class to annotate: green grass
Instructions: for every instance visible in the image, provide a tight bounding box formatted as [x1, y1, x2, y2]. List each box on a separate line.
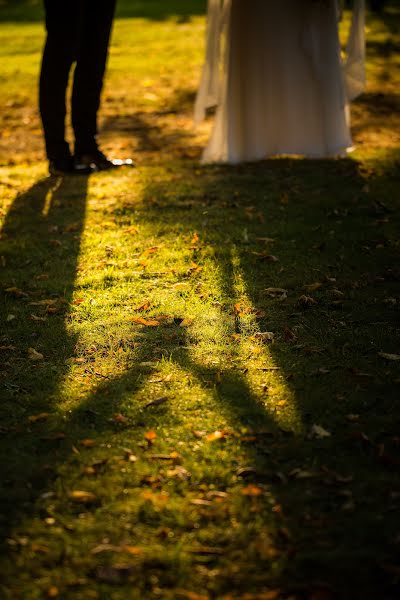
[1, 3, 400, 599]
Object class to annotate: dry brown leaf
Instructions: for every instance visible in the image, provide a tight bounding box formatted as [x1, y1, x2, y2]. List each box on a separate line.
[47, 587, 59, 598]
[241, 485, 263, 497]
[298, 295, 318, 307]
[311, 424, 331, 439]
[27, 347, 44, 361]
[254, 331, 275, 342]
[304, 282, 323, 292]
[124, 226, 139, 235]
[144, 430, 157, 444]
[131, 316, 160, 327]
[72, 298, 85, 306]
[28, 412, 51, 423]
[378, 352, 400, 361]
[176, 590, 210, 600]
[29, 314, 47, 322]
[135, 300, 151, 312]
[80, 438, 96, 448]
[191, 232, 200, 245]
[114, 413, 128, 424]
[264, 287, 288, 299]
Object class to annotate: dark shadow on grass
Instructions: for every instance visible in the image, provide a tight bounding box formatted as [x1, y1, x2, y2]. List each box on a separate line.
[0, 174, 89, 546]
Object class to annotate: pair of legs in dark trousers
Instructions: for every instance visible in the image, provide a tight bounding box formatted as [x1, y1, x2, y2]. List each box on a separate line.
[40, 0, 116, 162]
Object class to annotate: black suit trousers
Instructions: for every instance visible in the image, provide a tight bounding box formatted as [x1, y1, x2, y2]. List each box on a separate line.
[40, 0, 116, 160]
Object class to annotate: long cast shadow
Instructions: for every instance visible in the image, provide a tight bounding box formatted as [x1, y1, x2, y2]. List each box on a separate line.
[0, 174, 88, 546]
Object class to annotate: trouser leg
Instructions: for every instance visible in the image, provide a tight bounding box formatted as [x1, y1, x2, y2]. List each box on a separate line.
[39, 1, 80, 161]
[72, 0, 116, 156]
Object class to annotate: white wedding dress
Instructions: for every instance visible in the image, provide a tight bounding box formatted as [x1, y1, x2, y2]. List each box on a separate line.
[195, 0, 366, 164]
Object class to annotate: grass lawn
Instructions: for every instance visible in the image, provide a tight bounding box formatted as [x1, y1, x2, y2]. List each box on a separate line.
[0, 1, 400, 599]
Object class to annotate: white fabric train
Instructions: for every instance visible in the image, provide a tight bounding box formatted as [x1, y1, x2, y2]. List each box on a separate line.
[195, 0, 366, 163]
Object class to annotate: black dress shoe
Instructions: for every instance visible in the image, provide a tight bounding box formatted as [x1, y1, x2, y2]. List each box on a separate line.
[75, 150, 134, 172]
[49, 156, 92, 176]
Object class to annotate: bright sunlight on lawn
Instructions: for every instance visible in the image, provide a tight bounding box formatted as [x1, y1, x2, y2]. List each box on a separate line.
[0, 2, 399, 599]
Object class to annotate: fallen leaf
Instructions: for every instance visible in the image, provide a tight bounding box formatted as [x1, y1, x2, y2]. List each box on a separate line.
[144, 430, 157, 445]
[254, 332, 275, 342]
[124, 226, 139, 235]
[167, 466, 191, 480]
[29, 314, 47, 322]
[80, 438, 96, 448]
[135, 300, 151, 312]
[311, 424, 331, 439]
[131, 316, 160, 327]
[47, 587, 59, 598]
[176, 590, 210, 600]
[28, 413, 50, 423]
[114, 413, 128, 424]
[68, 490, 97, 504]
[191, 232, 200, 245]
[378, 352, 400, 361]
[298, 295, 318, 307]
[304, 282, 323, 292]
[27, 347, 44, 361]
[264, 287, 288, 299]
[241, 485, 263, 497]
[5, 286, 28, 297]
[289, 468, 317, 480]
[206, 430, 227, 442]
[73, 298, 85, 306]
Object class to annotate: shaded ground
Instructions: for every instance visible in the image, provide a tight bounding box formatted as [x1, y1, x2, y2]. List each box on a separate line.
[0, 3, 399, 600]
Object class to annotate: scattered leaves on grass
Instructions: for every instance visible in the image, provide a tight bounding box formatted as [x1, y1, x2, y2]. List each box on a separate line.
[27, 347, 44, 361]
[28, 412, 51, 423]
[68, 490, 97, 504]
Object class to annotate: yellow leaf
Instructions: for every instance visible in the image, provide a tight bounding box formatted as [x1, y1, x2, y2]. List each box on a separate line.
[27, 347, 44, 361]
[69, 490, 97, 504]
[206, 430, 226, 442]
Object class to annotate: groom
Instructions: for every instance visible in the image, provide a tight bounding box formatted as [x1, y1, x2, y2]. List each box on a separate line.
[40, 0, 132, 175]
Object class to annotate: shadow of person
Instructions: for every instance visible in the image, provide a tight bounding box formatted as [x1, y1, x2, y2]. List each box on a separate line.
[55, 151, 399, 597]
[0, 174, 89, 547]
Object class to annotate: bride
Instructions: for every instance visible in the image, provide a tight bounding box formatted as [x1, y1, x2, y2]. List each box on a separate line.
[195, 0, 366, 164]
